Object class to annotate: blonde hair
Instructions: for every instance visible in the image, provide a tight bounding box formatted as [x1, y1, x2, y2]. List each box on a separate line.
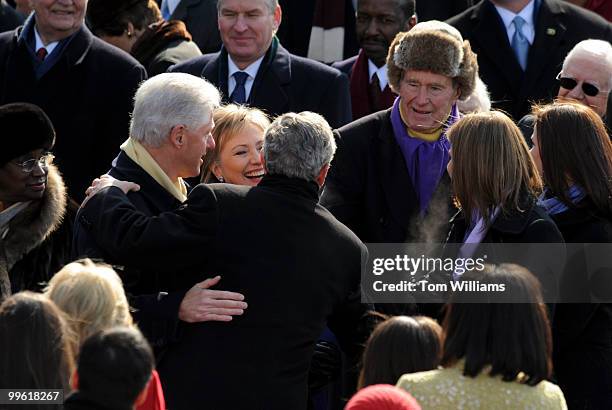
[201, 104, 270, 182]
[44, 259, 133, 348]
[447, 111, 543, 228]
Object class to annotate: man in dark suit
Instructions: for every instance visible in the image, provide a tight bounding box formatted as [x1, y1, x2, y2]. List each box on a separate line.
[0, 0, 146, 201]
[159, 0, 222, 54]
[333, 0, 416, 120]
[73, 73, 247, 353]
[170, 0, 352, 129]
[79, 111, 369, 410]
[447, 0, 612, 120]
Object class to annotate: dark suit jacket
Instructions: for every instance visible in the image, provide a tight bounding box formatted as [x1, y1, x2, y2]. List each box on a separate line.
[0, 0, 22, 33]
[445, 201, 565, 303]
[170, 0, 221, 54]
[447, 0, 612, 120]
[0, 24, 146, 201]
[73, 152, 187, 350]
[550, 200, 612, 409]
[321, 109, 454, 244]
[333, 55, 356, 76]
[169, 41, 352, 128]
[78, 174, 368, 410]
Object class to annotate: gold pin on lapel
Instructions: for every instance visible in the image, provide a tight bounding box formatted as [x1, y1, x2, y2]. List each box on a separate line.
[546, 28, 556, 36]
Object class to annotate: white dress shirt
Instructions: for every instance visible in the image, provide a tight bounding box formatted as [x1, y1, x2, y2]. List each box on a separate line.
[367, 60, 389, 91]
[228, 55, 265, 101]
[494, 0, 536, 45]
[34, 28, 58, 55]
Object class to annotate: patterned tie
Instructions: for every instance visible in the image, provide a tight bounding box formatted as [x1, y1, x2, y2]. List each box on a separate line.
[230, 72, 249, 104]
[369, 72, 382, 112]
[161, 0, 172, 20]
[36, 47, 47, 62]
[511, 16, 529, 71]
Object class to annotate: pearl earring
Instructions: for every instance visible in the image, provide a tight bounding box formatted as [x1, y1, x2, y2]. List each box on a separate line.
[217, 175, 224, 182]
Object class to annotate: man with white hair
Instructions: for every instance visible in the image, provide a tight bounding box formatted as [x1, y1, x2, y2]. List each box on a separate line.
[557, 39, 612, 118]
[78, 111, 368, 410]
[73, 73, 247, 358]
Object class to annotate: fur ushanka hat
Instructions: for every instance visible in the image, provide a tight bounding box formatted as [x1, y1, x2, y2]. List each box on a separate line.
[387, 20, 478, 101]
[0, 103, 56, 166]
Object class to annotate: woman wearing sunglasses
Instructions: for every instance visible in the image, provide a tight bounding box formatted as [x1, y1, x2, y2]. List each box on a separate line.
[531, 100, 612, 409]
[0, 103, 74, 303]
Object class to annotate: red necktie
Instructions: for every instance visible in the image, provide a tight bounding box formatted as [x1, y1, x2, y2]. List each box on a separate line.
[369, 73, 382, 112]
[36, 47, 48, 62]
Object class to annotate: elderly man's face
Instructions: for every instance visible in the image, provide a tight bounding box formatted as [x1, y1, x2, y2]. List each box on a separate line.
[218, 0, 281, 70]
[558, 53, 610, 117]
[31, 0, 87, 43]
[399, 70, 460, 133]
[179, 118, 216, 178]
[355, 0, 412, 68]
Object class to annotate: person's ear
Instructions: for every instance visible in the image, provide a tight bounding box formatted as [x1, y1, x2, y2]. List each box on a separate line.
[315, 164, 330, 188]
[169, 125, 186, 149]
[134, 377, 152, 406]
[211, 162, 223, 181]
[272, 5, 282, 33]
[70, 370, 79, 391]
[405, 14, 417, 31]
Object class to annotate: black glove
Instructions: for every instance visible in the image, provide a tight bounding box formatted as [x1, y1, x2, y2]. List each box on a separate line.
[307, 340, 342, 393]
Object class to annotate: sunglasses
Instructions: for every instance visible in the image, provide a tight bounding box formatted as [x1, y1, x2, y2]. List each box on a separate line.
[556, 73, 604, 97]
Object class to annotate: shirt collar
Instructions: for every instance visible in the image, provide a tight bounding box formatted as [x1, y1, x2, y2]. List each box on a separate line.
[34, 27, 59, 55]
[494, 0, 536, 44]
[228, 54, 265, 80]
[367, 59, 388, 91]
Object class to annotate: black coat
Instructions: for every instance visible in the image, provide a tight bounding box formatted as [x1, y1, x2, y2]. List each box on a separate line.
[78, 174, 369, 410]
[168, 0, 221, 54]
[0, 23, 146, 201]
[445, 201, 565, 303]
[447, 0, 612, 120]
[321, 109, 454, 244]
[72, 152, 187, 350]
[0, 0, 22, 33]
[550, 200, 612, 409]
[169, 41, 352, 129]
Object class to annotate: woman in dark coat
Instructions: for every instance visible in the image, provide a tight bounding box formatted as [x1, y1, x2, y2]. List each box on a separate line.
[531, 100, 612, 409]
[0, 103, 73, 303]
[87, 0, 201, 76]
[444, 111, 564, 302]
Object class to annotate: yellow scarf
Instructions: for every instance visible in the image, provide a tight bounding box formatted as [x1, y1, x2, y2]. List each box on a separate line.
[120, 138, 188, 203]
[399, 103, 447, 142]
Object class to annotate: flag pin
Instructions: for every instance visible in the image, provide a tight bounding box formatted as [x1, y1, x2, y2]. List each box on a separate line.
[546, 28, 556, 36]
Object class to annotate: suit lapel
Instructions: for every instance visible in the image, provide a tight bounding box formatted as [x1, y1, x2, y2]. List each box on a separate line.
[470, 1, 523, 90]
[375, 111, 417, 231]
[250, 43, 290, 116]
[201, 51, 228, 100]
[171, 0, 201, 20]
[520, 0, 566, 98]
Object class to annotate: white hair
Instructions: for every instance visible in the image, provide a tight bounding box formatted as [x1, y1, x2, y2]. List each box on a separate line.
[130, 73, 221, 148]
[217, 0, 278, 13]
[562, 39, 612, 89]
[457, 76, 491, 113]
[263, 112, 336, 181]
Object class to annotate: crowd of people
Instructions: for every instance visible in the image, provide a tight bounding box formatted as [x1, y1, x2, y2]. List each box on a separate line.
[1, 0, 612, 409]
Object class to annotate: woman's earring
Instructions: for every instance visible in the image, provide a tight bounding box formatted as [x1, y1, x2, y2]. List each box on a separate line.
[217, 175, 224, 182]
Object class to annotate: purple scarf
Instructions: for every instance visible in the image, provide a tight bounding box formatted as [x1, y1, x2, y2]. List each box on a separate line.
[390, 97, 459, 213]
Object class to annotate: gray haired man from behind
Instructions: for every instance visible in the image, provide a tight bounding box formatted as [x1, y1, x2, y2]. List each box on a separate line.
[79, 111, 369, 410]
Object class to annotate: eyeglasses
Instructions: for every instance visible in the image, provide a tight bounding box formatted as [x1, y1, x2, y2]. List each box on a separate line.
[556, 72, 606, 97]
[14, 153, 54, 173]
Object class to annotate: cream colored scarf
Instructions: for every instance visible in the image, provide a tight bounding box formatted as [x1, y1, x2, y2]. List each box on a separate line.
[120, 138, 187, 202]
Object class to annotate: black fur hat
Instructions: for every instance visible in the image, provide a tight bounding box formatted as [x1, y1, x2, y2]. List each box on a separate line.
[0, 103, 56, 166]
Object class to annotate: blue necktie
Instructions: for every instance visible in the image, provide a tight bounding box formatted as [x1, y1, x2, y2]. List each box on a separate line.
[511, 16, 529, 71]
[161, 0, 172, 20]
[230, 72, 249, 104]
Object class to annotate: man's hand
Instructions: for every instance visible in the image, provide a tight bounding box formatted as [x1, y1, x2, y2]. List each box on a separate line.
[179, 276, 247, 323]
[82, 174, 141, 206]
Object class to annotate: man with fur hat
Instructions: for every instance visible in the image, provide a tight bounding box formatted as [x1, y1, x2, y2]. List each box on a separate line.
[322, 21, 478, 246]
[0, 103, 74, 303]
